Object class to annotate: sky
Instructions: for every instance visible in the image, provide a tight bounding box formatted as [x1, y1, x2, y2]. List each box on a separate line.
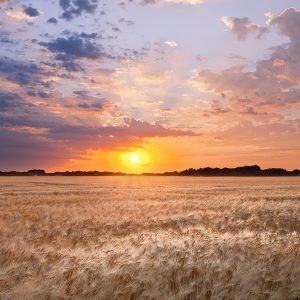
[0, 0, 300, 172]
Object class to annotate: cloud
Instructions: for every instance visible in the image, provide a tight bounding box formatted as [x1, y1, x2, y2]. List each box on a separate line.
[45, 118, 198, 152]
[48, 17, 58, 24]
[59, 0, 99, 20]
[0, 91, 23, 111]
[122, 118, 198, 137]
[0, 29, 14, 44]
[266, 8, 300, 38]
[47, 118, 198, 141]
[265, 8, 300, 83]
[192, 8, 300, 117]
[23, 6, 40, 17]
[194, 64, 300, 111]
[221, 16, 269, 40]
[165, 40, 178, 47]
[0, 57, 48, 86]
[142, 0, 204, 5]
[40, 34, 104, 71]
[0, 115, 198, 169]
[6, 8, 36, 20]
[221, 120, 300, 148]
[74, 95, 111, 111]
[0, 87, 111, 130]
[42, 35, 102, 59]
[0, 128, 79, 170]
[0, 50, 198, 168]
[122, 0, 204, 6]
[77, 101, 105, 110]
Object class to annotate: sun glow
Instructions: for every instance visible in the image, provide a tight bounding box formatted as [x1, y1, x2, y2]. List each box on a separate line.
[119, 150, 152, 172]
[130, 153, 140, 164]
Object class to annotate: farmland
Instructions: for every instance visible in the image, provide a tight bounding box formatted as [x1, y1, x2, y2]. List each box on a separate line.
[0, 177, 299, 299]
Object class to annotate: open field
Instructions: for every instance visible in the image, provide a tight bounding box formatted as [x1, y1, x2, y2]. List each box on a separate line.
[0, 177, 299, 299]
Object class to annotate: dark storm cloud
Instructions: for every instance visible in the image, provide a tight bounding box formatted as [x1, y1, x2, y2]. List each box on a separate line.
[59, 0, 99, 20]
[24, 6, 40, 17]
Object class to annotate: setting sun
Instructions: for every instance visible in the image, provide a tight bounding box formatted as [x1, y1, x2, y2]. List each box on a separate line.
[130, 153, 140, 164]
[118, 150, 153, 172]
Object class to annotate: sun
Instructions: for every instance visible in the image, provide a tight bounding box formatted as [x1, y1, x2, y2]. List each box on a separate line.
[130, 153, 140, 164]
[119, 150, 152, 172]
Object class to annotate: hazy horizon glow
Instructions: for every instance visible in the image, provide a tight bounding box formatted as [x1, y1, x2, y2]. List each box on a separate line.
[1, 0, 300, 172]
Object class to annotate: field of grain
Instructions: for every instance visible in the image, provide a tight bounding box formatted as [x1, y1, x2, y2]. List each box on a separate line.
[0, 176, 299, 299]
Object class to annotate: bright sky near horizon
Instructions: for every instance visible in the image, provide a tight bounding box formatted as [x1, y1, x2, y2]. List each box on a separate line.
[0, 0, 300, 172]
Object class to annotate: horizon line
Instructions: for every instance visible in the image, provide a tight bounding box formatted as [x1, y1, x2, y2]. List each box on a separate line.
[1, 165, 300, 176]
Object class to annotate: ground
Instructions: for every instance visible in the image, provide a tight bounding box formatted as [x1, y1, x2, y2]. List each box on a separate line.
[0, 177, 299, 299]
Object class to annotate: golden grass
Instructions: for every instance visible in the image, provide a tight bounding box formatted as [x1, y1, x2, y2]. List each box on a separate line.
[0, 176, 299, 299]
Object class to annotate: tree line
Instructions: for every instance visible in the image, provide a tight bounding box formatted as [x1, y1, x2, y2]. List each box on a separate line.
[1, 166, 300, 176]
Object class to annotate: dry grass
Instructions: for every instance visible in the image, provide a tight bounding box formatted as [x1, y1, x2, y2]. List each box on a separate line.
[0, 176, 299, 299]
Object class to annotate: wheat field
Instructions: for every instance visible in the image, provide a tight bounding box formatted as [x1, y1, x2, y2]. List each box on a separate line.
[0, 176, 299, 299]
